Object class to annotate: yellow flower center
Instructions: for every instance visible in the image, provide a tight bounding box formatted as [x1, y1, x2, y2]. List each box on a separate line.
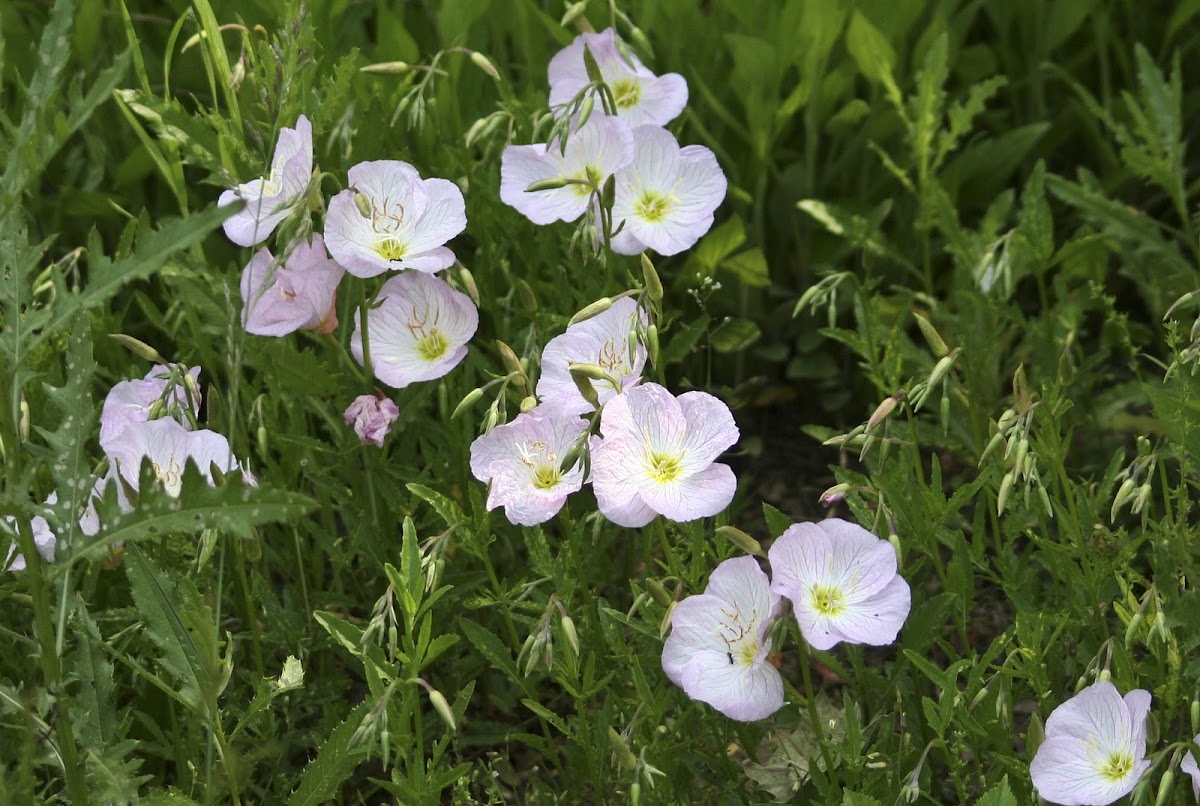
[634, 191, 671, 223]
[811, 584, 846, 616]
[532, 465, 562, 490]
[612, 78, 641, 109]
[737, 639, 759, 666]
[416, 330, 449, 361]
[647, 451, 682, 484]
[1097, 750, 1134, 782]
[375, 236, 406, 261]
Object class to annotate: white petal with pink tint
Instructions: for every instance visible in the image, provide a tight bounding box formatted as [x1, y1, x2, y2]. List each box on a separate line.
[537, 297, 647, 415]
[219, 115, 313, 246]
[241, 234, 344, 336]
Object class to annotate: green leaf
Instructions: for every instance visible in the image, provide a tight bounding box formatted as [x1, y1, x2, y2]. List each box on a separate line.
[288, 700, 373, 806]
[458, 618, 520, 682]
[901, 592, 957, 655]
[521, 699, 572, 737]
[710, 317, 761, 353]
[762, 502, 792, 539]
[720, 248, 770, 287]
[407, 482, 467, 528]
[684, 215, 746, 281]
[659, 314, 711, 366]
[977, 776, 1018, 806]
[841, 793, 882, 806]
[845, 11, 895, 85]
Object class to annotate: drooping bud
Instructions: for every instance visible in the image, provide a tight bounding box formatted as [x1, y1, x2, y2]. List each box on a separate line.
[819, 483, 851, 507]
[867, 390, 904, 432]
[715, 525, 764, 557]
[582, 44, 604, 85]
[109, 333, 168, 364]
[576, 93, 596, 128]
[469, 51, 501, 81]
[451, 387, 485, 420]
[496, 340, 525, 379]
[560, 614, 580, 657]
[516, 279, 538, 313]
[526, 177, 574, 192]
[458, 266, 480, 306]
[427, 686, 457, 731]
[607, 726, 638, 771]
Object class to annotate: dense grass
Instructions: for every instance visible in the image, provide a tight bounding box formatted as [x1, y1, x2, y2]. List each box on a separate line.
[4, 0, 1200, 803]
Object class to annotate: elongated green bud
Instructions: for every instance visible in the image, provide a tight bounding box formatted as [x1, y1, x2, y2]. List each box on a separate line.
[608, 727, 637, 771]
[496, 340, 525, 379]
[1013, 364, 1031, 412]
[428, 687, 457, 731]
[1111, 478, 1137, 521]
[600, 173, 616, 211]
[558, 438, 587, 474]
[647, 324, 659, 367]
[1132, 483, 1153, 515]
[996, 408, 1017, 434]
[526, 177, 573, 192]
[469, 51, 500, 81]
[458, 266, 480, 306]
[867, 391, 903, 432]
[583, 44, 604, 85]
[256, 425, 268, 457]
[360, 61, 410, 74]
[978, 430, 1005, 466]
[452, 388, 484, 420]
[18, 397, 29, 442]
[926, 348, 960, 390]
[715, 525, 764, 557]
[1155, 768, 1175, 806]
[570, 296, 613, 326]
[647, 578, 672, 607]
[110, 333, 168, 364]
[576, 93, 595, 129]
[560, 1, 588, 27]
[641, 253, 663, 303]
[1124, 607, 1145, 649]
[997, 472, 1014, 515]
[516, 279, 538, 313]
[1011, 439, 1028, 475]
[569, 369, 602, 411]
[913, 312, 949, 357]
[353, 190, 373, 217]
[560, 614, 579, 656]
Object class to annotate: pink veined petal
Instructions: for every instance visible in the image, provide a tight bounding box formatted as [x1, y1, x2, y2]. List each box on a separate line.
[1180, 740, 1200, 802]
[768, 523, 835, 599]
[399, 177, 466, 254]
[675, 391, 739, 475]
[633, 73, 689, 126]
[390, 246, 457, 274]
[675, 648, 784, 722]
[219, 190, 288, 247]
[791, 595, 850, 652]
[703, 557, 778, 630]
[638, 462, 736, 522]
[1124, 689, 1152, 750]
[822, 519, 900, 600]
[621, 126, 683, 200]
[560, 116, 636, 180]
[500, 143, 591, 224]
[673, 145, 728, 221]
[347, 160, 425, 212]
[662, 595, 734, 685]
[590, 433, 651, 513]
[240, 249, 310, 336]
[596, 491, 657, 528]
[537, 333, 607, 415]
[325, 189, 390, 277]
[622, 383, 687, 456]
[1030, 735, 1142, 806]
[609, 226, 648, 255]
[829, 574, 911, 647]
[1044, 683, 1130, 744]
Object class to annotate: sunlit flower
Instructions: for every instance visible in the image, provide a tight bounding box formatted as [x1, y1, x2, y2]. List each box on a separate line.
[768, 519, 910, 651]
[108, 419, 242, 497]
[219, 115, 313, 246]
[344, 393, 400, 448]
[1181, 734, 1200, 802]
[589, 383, 738, 527]
[536, 297, 647, 414]
[1030, 682, 1152, 806]
[325, 160, 466, 277]
[662, 556, 783, 721]
[99, 365, 202, 454]
[240, 234, 344, 336]
[469, 407, 588, 526]
[548, 28, 688, 127]
[351, 271, 478, 389]
[610, 125, 726, 256]
[499, 116, 634, 225]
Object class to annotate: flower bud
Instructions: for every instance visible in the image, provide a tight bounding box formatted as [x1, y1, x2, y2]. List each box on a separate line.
[569, 297, 613, 326]
[926, 348, 960, 392]
[641, 253, 663, 303]
[913, 311, 949, 357]
[560, 614, 580, 657]
[867, 391, 903, 432]
[109, 334, 167, 364]
[353, 190, 373, 217]
[496, 340, 525, 379]
[18, 397, 29, 442]
[646, 324, 659, 367]
[360, 61, 411, 74]
[576, 93, 595, 129]
[256, 425, 268, 457]
[583, 44, 604, 85]
[458, 266, 480, 306]
[515, 279, 538, 313]
[469, 51, 501, 81]
[525, 177, 573, 192]
[819, 483, 850, 506]
[997, 472, 1014, 515]
[646, 578, 673, 607]
[1154, 768, 1175, 806]
[1131, 483, 1153, 515]
[978, 430, 1005, 466]
[276, 655, 305, 691]
[427, 686, 457, 731]
[715, 525, 764, 557]
[600, 174, 616, 211]
[560, 0, 588, 26]
[608, 727, 638, 771]
[451, 387, 484, 420]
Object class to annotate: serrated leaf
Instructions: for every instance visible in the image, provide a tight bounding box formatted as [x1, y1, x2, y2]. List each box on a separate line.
[406, 482, 466, 529]
[521, 699, 572, 737]
[901, 592, 957, 655]
[659, 314, 710, 366]
[288, 700, 373, 806]
[977, 776, 1018, 806]
[459, 618, 520, 682]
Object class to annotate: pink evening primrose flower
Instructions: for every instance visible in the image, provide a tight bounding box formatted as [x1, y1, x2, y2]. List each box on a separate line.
[661, 557, 784, 721]
[589, 383, 738, 528]
[499, 115, 634, 226]
[768, 519, 911, 651]
[548, 28, 688, 127]
[4, 486, 105, 571]
[351, 271, 478, 389]
[1181, 734, 1200, 802]
[610, 125, 727, 257]
[536, 297, 647, 415]
[219, 115, 313, 247]
[1030, 682, 1152, 806]
[99, 365, 202, 455]
[324, 160, 466, 278]
[469, 407, 588, 526]
[108, 419, 242, 498]
[240, 234, 345, 337]
[344, 394, 400, 448]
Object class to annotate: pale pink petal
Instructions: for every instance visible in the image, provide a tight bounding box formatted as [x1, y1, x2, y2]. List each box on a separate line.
[324, 190, 388, 277]
[634, 73, 689, 126]
[537, 299, 646, 414]
[830, 575, 910, 646]
[109, 419, 239, 497]
[1031, 736, 1137, 806]
[1180, 736, 1200, 801]
[220, 191, 289, 247]
[343, 395, 400, 447]
[704, 557, 778, 629]
[675, 391, 738, 475]
[400, 178, 466, 255]
[768, 523, 833, 598]
[638, 462, 736, 522]
[590, 432, 653, 525]
[594, 489, 657, 528]
[675, 649, 784, 722]
[609, 226, 647, 256]
[500, 144, 591, 225]
[622, 383, 686, 452]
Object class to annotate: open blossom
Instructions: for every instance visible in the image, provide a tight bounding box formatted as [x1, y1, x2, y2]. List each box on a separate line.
[344, 394, 400, 447]
[768, 519, 911, 651]
[469, 408, 588, 526]
[240, 234, 344, 336]
[108, 419, 242, 497]
[610, 125, 726, 256]
[325, 160, 466, 277]
[499, 116, 634, 225]
[1181, 734, 1200, 801]
[536, 297, 647, 414]
[219, 115, 313, 247]
[351, 271, 478, 389]
[548, 28, 688, 127]
[1030, 682, 1152, 805]
[589, 383, 738, 527]
[662, 557, 784, 721]
[4, 486, 106, 571]
[99, 365, 202, 454]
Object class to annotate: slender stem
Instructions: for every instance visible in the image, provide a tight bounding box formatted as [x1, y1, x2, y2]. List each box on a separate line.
[358, 280, 375, 385]
[796, 636, 839, 796]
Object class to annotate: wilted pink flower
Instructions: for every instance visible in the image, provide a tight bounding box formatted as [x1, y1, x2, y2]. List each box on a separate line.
[325, 160, 466, 277]
[499, 116, 634, 225]
[219, 115, 313, 246]
[99, 365, 202, 454]
[240, 234, 344, 336]
[469, 407, 588, 526]
[1030, 682, 1152, 805]
[108, 419, 242, 497]
[662, 557, 783, 721]
[589, 383, 738, 527]
[1181, 734, 1200, 802]
[768, 519, 910, 651]
[537, 297, 647, 414]
[351, 271, 478, 389]
[344, 394, 400, 447]
[610, 126, 726, 256]
[548, 28, 688, 127]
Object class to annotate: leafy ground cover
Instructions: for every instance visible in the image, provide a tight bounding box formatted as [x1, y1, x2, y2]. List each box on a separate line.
[4, 0, 1200, 803]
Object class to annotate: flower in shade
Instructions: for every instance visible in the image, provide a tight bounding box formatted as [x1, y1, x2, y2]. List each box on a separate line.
[4, 486, 105, 571]
[589, 383, 738, 527]
[767, 518, 911, 651]
[219, 115, 313, 246]
[108, 419, 242, 498]
[344, 394, 400, 448]
[99, 365, 202, 454]
[610, 125, 726, 256]
[240, 234, 344, 337]
[536, 297, 647, 414]
[324, 160, 466, 277]
[548, 28, 688, 127]
[1030, 681, 1152, 805]
[1181, 735, 1200, 802]
[469, 407, 588, 526]
[499, 116, 634, 225]
[351, 271, 478, 389]
[661, 557, 784, 721]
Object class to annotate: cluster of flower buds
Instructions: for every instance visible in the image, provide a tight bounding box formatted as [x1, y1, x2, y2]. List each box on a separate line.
[980, 365, 1052, 517]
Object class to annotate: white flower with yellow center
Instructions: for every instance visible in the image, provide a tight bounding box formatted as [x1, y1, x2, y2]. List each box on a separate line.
[219, 115, 313, 247]
[325, 160, 466, 278]
[351, 271, 478, 389]
[108, 419, 242, 498]
[768, 518, 911, 651]
[537, 297, 647, 415]
[469, 408, 588, 526]
[1031, 681, 1152, 805]
[661, 557, 784, 721]
[610, 125, 727, 257]
[589, 383, 738, 528]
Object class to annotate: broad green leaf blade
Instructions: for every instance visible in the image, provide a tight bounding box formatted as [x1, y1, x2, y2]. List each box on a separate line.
[288, 700, 372, 806]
